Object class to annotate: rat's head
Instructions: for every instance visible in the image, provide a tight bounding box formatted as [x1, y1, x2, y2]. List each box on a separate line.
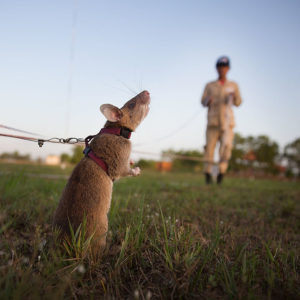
[100, 90, 150, 131]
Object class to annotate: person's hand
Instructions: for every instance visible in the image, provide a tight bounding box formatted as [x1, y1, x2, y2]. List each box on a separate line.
[225, 92, 235, 104]
[207, 97, 213, 106]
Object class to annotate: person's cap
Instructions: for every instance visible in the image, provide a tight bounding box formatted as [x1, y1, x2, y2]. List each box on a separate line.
[216, 56, 230, 68]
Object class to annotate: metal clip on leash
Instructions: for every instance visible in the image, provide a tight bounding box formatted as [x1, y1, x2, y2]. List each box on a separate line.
[38, 140, 44, 147]
[37, 137, 84, 147]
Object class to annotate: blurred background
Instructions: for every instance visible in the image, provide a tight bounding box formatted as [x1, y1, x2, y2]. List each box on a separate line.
[0, 0, 299, 177]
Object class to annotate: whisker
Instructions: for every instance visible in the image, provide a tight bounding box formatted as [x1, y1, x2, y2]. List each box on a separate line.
[116, 78, 138, 95]
[101, 83, 134, 96]
[138, 73, 143, 92]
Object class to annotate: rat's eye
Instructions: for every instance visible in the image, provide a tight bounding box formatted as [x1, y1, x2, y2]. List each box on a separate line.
[128, 102, 136, 109]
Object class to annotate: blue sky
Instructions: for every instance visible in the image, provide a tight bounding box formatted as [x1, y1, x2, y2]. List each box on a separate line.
[0, 0, 299, 160]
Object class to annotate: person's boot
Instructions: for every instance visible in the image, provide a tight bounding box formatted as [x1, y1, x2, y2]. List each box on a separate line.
[205, 173, 212, 185]
[217, 173, 224, 185]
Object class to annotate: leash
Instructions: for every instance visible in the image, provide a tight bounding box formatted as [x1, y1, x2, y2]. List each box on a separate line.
[1, 124, 216, 163]
[0, 132, 84, 147]
[0, 124, 42, 136]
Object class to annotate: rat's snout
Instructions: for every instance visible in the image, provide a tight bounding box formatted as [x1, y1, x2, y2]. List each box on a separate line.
[119, 90, 150, 131]
[142, 90, 150, 96]
[138, 90, 151, 104]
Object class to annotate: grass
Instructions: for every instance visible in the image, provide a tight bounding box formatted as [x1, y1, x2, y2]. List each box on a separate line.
[0, 163, 299, 299]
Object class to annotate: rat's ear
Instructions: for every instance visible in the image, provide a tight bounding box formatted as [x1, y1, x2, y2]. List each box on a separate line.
[100, 104, 123, 122]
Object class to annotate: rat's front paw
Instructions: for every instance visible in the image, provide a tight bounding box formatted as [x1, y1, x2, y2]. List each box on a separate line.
[131, 167, 141, 176]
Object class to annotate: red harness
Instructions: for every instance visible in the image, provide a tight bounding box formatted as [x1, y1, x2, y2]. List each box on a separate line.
[83, 127, 132, 175]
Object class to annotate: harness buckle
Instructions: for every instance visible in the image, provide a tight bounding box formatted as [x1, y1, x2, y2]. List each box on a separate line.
[120, 127, 132, 139]
[83, 147, 91, 156]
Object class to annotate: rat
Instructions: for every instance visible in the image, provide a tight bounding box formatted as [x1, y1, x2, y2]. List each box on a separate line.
[53, 90, 150, 256]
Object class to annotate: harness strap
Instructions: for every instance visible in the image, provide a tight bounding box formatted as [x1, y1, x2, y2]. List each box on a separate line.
[86, 149, 108, 173]
[83, 126, 132, 175]
[99, 127, 132, 139]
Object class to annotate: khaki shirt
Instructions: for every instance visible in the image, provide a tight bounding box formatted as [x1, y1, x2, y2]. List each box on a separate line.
[201, 80, 242, 130]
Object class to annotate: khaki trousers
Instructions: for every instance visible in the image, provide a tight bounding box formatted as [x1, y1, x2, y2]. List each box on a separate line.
[204, 126, 234, 174]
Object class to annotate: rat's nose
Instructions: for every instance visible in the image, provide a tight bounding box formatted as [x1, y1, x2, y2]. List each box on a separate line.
[142, 90, 150, 96]
[139, 90, 150, 104]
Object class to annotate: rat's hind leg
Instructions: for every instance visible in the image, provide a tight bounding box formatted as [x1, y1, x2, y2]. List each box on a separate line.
[90, 214, 108, 257]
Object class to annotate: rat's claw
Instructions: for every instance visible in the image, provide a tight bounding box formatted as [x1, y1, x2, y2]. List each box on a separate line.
[131, 167, 141, 176]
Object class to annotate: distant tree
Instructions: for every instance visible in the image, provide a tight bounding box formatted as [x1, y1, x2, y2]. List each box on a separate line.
[251, 135, 279, 173]
[61, 153, 71, 163]
[70, 146, 84, 164]
[229, 133, 246, 171]
[162, 149, 203, 172]
[284, 138, 300, 177]
[0, 151, 31, 161]
[229, 133, 279, 173]
[137, 159, 156, 170]
[0, 152, 9, 159]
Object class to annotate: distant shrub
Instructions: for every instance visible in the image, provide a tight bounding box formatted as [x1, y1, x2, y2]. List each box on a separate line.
[70, 146, 84, 164]
[137, 159, 156, 170]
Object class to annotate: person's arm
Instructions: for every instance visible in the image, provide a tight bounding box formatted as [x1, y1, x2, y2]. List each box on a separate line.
[201, 84, 211, 107]
[233, 83, 242, 106]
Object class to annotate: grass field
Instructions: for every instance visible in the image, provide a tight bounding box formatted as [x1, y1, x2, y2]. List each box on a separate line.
[0, 163, 299, 299]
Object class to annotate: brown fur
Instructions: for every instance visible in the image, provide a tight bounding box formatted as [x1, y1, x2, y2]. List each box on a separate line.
[53, 91, 150, 256]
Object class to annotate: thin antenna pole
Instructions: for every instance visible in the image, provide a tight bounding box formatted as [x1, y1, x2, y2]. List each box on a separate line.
[65, 0, 78, 136]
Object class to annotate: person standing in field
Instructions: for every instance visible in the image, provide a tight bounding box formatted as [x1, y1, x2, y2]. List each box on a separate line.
[201, 56, 242, 184]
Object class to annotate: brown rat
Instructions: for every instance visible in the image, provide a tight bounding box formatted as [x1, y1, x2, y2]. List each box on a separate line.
[53, 90, 150, 256]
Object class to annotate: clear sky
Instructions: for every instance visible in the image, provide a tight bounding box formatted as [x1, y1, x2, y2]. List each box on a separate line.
[0, 0, 299, 160]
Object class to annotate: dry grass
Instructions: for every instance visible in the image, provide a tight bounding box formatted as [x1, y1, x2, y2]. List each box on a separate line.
[0, 164, 299, 299]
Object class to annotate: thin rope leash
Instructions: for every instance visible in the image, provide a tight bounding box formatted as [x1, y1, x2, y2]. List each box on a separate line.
[133, 108, 201, 147]
[0, 132, 215, 163]
[0, 124, 44, 137]
[0, 132, 84, 147]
